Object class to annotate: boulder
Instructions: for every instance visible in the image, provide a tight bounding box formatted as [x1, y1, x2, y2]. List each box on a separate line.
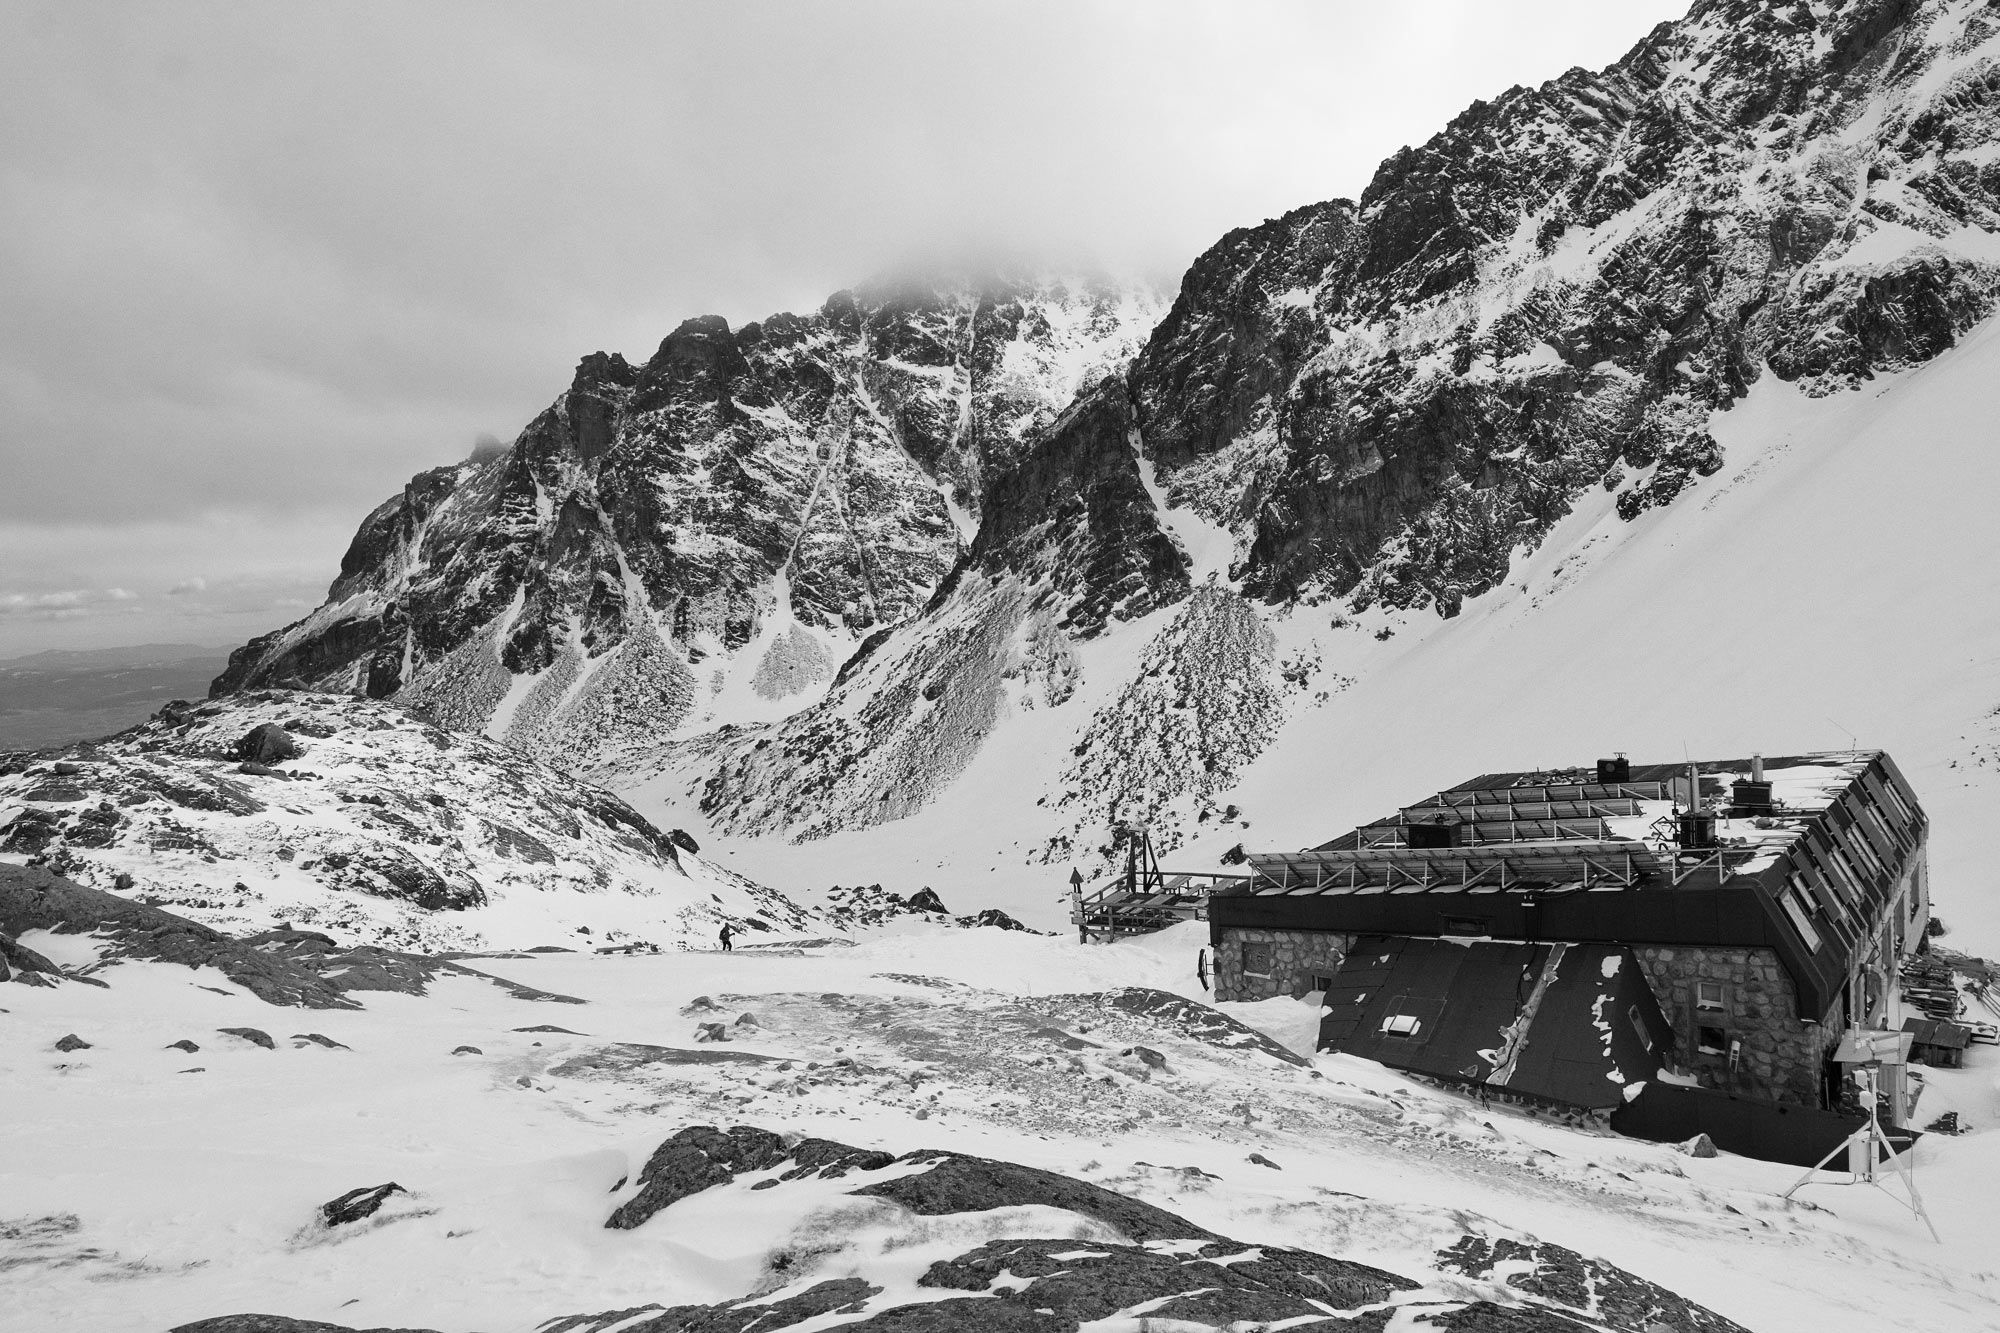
[694, 1022, 729, 1043]
[53, 1033, 90, 1052]
[320, 1182, 406, 1227]
[0, 930, 60, 982]
[959, 908, 1035, 932]
[451, 1045, 482, 1056]
[166, 1039, 200, 1053]
[233, 723, 300, 765]
[291, 1033, 348, 1049]
[218, 1027, 276, 1049]
[902, 887, 949, 915]
[1678, 1133, 1719, 1159]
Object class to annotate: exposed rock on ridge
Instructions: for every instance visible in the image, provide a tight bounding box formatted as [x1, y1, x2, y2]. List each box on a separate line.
[175, 1124, 1747, 1333]
[212, 276, 1163, 781]
[1130, 0, 2000, 613]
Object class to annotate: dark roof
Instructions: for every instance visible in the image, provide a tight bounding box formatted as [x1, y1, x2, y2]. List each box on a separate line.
[1219, 751, 1928, 1021]
[1318, 935, 1669, 1110]
[1902, 1017, 1971, 1050]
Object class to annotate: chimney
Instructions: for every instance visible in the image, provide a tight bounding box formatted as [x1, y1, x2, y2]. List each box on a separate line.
[1751, 752, 1765, 782]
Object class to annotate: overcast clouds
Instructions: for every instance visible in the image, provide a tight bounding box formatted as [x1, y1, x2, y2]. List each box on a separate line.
[0, 0, 1686, 655]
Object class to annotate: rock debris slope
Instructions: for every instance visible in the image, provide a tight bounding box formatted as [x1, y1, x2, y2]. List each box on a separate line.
[0, 691, 812, 952]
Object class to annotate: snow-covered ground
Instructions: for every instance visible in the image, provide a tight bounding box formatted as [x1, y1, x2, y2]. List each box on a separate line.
[6, 920, 1999, 1332]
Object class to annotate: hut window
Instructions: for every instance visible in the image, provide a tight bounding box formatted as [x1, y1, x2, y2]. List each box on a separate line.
[1628, 1005, 1653, 1051]
[1697, 1025, 1728, 1056]
[1311, 974, 1337, 994]
[1381, 1014, 1423, 1038]
[1695, 981, 1727, 1012]
[1779, 886, 1822, 951]
[1242, 943, 1274, 977]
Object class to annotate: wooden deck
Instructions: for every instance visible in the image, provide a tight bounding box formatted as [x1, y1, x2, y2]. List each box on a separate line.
[1070, 869, 1251, 942]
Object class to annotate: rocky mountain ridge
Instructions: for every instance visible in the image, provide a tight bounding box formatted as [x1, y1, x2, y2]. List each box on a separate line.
[214, 0, 2000, 864]
[213, 275, 1162, 784]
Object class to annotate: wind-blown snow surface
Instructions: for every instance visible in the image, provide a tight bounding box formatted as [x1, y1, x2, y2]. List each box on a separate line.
[636, 309, 2000, 951]
[5, 921, 2000, 1332]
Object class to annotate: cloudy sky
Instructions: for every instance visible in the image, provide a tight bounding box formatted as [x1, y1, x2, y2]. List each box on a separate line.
[0, 0, 1685, 657]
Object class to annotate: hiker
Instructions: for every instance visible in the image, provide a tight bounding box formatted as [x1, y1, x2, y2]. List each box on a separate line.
[1196, 948, 1209, 992]
[719, 923, 734, 952]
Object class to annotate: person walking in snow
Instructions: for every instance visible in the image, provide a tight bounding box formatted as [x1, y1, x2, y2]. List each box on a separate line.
[718, 923, 734, 952]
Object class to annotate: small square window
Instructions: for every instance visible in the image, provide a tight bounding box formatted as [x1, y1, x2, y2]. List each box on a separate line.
[1311, 974, 1337, 994]
[1241, 942, 1274, 976]
[1697, 1025, 1728, 1056]
[1695, 981, 1726, 1012]
[1381, 1014, 1423, 1038]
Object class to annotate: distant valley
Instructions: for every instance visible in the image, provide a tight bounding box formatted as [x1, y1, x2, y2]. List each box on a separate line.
[0, 644, 229, 751]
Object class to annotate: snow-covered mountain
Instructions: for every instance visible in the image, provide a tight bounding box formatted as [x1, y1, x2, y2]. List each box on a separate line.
[668, 0, 2000, 876]
[199, 0, 2000, 939]
[212, 275, 1163, 784]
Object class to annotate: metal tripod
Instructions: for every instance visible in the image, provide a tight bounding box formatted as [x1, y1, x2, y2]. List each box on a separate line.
[1782, 1060, 1938, 1242]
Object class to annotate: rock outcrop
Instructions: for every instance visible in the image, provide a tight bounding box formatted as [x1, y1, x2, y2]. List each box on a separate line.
[0, 691, 816, 952]
[1130, 0, 2000, 613]
[182, 1125, 1745, 1332]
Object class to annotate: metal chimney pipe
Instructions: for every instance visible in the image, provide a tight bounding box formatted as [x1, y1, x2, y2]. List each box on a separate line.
[1752, 752, 1765, 782]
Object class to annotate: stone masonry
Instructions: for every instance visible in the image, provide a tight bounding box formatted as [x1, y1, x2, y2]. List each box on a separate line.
[1214, 928, 1351, 1004]
[1634, 945, 1831, 1108]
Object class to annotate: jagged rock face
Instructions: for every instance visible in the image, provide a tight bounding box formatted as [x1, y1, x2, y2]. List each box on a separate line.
[1130, 0, 2000, 614]
[213, 277, 1162, 777]
[970, 379, 1189, 636]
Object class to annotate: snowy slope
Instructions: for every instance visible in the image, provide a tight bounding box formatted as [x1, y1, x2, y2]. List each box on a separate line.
[6, 921, 2000, 1332]
[1181, 305, 2000, 947]
[0, 691, 818, 953]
